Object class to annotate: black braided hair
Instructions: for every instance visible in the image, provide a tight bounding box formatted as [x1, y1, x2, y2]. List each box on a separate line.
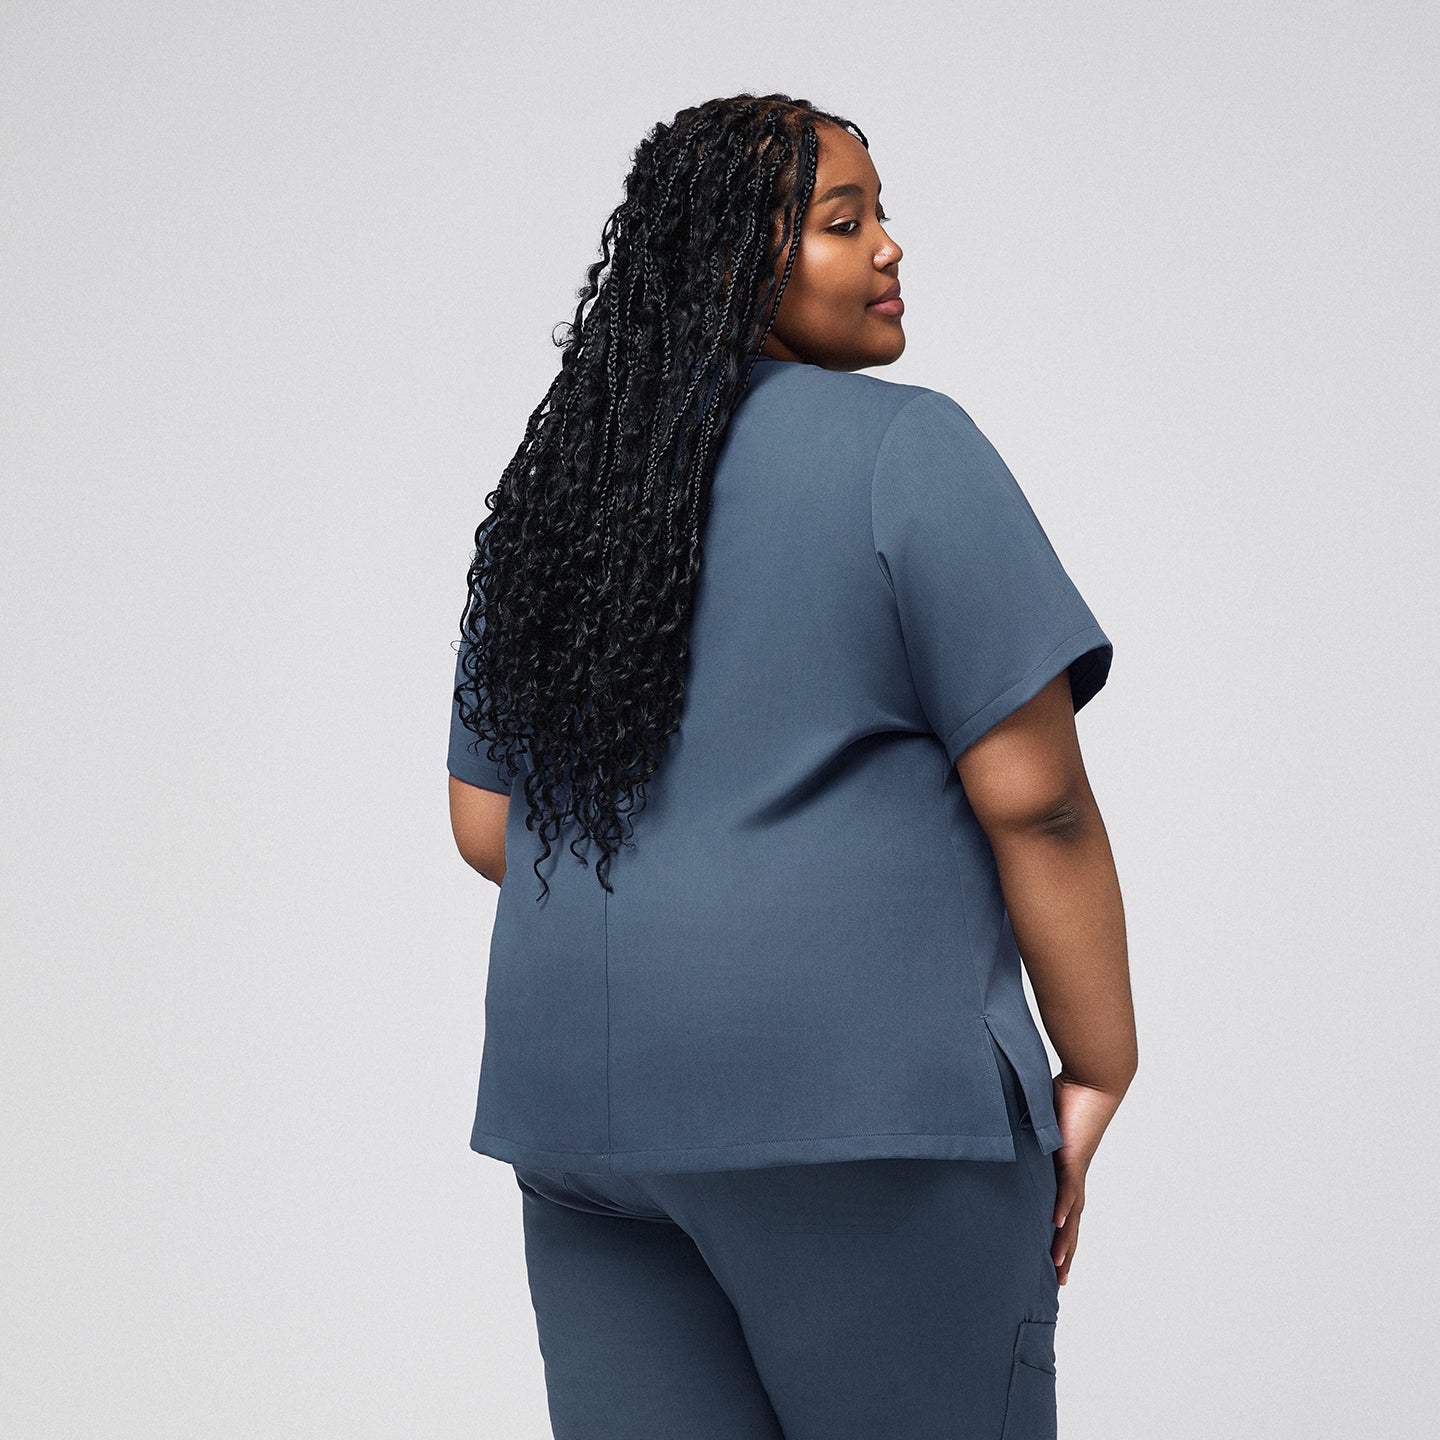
[454, 93, 868, 900]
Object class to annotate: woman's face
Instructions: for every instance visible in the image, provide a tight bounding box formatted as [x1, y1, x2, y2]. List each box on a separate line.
[757, 124, 905, 372]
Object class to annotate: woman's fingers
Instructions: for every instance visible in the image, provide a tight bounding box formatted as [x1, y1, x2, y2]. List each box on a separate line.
[1054, 1170, 1078, 1230]
[1052, 1173, 1084, 1284]
[1049, 1071, 1121, 1287]
[1054, 1214, 1079, 1285]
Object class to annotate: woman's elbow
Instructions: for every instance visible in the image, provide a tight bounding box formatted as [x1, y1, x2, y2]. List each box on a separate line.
[449, 775, 509, 885]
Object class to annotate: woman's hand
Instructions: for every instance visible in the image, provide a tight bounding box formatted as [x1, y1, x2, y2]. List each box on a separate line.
[1047, 1073, 1127, 1285]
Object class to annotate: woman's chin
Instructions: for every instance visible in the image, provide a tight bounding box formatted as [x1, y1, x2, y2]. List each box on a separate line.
[864, 330, 906, 367]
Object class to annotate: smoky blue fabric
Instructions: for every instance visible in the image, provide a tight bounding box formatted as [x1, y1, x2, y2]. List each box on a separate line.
[447, 355, 1112, 1174]
[509, 1033, 1060, 1439]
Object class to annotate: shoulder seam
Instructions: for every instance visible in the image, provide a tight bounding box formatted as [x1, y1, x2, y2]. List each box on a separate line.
[867, 389, 943, 599]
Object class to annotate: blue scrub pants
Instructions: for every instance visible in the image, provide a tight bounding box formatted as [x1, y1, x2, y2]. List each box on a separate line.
[511, 1036, 1061, 1439]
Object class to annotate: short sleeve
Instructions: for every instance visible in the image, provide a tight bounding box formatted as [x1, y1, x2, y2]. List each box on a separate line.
[871, 391, 1113, 766]
[447, 631, 514, 796]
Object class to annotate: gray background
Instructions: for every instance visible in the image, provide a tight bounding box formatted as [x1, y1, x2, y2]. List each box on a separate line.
[3, 1, 1435, 1435]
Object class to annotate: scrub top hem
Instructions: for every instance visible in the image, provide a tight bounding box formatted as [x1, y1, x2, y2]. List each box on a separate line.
[470, 1121, 1065, 1176]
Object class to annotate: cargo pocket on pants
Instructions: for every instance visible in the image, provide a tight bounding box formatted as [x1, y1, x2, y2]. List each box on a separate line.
[999, 1319, 1057, 1440]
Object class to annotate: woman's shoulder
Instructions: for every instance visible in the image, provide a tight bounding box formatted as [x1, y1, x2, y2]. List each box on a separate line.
[747, 356, 954, 429]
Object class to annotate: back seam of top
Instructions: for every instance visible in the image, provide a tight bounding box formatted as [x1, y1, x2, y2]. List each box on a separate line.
[604, 885, 613, 1173]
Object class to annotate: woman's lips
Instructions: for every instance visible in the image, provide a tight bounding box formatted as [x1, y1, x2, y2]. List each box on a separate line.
[867, 297, 904, 316]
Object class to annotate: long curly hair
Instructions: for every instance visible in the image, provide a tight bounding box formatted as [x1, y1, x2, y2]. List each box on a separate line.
[454, 92, 868, 900]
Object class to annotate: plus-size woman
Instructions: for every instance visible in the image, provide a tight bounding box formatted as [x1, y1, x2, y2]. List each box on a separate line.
[447, 92, 1137, 1440]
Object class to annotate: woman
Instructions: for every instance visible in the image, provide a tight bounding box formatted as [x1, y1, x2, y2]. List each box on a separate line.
[448, 92, 1136, 1440]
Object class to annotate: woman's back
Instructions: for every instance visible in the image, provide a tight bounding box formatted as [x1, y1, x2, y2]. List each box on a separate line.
[451, 355, 1112, 1175]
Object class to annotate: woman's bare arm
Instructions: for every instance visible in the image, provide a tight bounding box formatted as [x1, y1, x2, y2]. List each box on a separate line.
[449, 775, 509, 886]
[956, 667, 1137, 1282]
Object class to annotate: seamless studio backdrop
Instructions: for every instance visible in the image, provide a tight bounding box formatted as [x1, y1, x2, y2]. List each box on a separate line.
[2, 2, 1435, 1437]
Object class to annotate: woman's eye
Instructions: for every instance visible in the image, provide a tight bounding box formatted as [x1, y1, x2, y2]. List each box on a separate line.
[828, 215, 894, 235]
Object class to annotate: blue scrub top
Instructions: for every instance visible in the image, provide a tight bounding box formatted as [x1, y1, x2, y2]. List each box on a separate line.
[448, 356, 1113, 1174]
